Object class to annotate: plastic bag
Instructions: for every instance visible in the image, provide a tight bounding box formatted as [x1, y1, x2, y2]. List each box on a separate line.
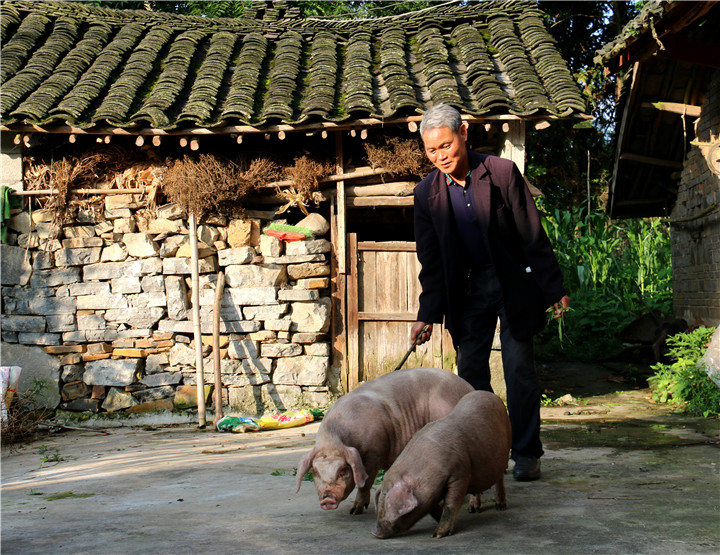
[699, 327, 720, 387]
[256, 408, 314, 430]
[216, 416, 260, 433]
[1, 366, 22, 428]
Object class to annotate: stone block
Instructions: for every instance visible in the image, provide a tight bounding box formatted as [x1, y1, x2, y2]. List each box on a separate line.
[105, 193, 141, 210]
[261, 343, 302, 357]
[147, 218, 184, 235]
[242, 304, 289, 321]
[199, 287, 276, 307]
[165, 275, 189, 320]
[141, 372, 182, 387]
[287, 262, 330, 280]
[156, 203, 184, 220]
[261, 383, 304, 411]
[162, 256, 218, 274]
[289, 298, 331, 332]
[60, 399, 101, 412]
[197, 225, 220, 245]
[217, 247, 255, 266]
[168, 343, 197, 367]
[32, 251, 54, 270]
[0, 342, 61, 409]
[1, 245, 32, 286]
[101, 243, 129, 262]
[64, 225, 96, 239]
[141, 275, 166, 292]
[296, 213, 329, 236]
[227, 219, 260, 247]
[28, 297, 77, 315]
[134, 385, 175, 403]
[84, 358, 141, 386]
[111, 276, 142, 294]
[227, 340, 259, 360]
[61, 381, 92, 401]
[102, 387, 139, 412]
[304, 343, 330, 356]
[77, 313, 106, 331]
[224, 264, 287, 288]
[264, 319, 292, 332]
[69, 282, 111, 296]
[274, 356, 328, 386]
[77, 293, 129, 310]
[278, 289, 320, 302]
[46, 314, 76, 333]
[227, 386, 262, 413]
[17, 333, 60, 346]
[61, 364, 85, 383]
[176, 240, 215, 259]
[286, 239, 331, 256]
[145, 353, 169, 374]
[1, 315, 46, 333]
[113, 218, 136, 233]
[62, 237, 103, 248]
[104, 307, 164, 329]
[158, 235, 185, 257]
[259, 234, 282, 258]
[53, 246, 103, 266]
[8, 211, 31, 234]
[123, 233, 159, 258]
[131, 291, 166, 308]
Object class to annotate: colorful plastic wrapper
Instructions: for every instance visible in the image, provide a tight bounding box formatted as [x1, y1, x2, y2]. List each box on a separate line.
[256, 408, 314, 429]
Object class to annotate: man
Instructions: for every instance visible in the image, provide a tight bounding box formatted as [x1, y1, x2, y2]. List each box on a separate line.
[411, 104, 570, 481]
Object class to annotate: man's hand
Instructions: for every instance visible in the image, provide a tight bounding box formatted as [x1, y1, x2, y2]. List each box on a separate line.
[411, 322, 433, 345]
[553, 295, 570, 319]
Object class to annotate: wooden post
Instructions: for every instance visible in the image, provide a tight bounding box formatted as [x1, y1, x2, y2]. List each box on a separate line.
[189, 211, 206, 428]
[330, 202, 348, 393]
[346, 233, 359, 390]
[335, 131, 346, 275]
[499, 120, 526, 173]
[212, 270, 225, 427]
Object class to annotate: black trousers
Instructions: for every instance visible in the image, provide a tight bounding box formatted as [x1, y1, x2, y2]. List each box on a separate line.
[455, 265, 544, 460]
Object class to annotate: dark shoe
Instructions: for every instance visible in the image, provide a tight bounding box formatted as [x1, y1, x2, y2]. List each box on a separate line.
[513, 456, 541, 481]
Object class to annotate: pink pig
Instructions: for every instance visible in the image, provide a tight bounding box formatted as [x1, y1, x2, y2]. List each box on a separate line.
[373, 390, 511, 538]
[296, 368, 474, 514]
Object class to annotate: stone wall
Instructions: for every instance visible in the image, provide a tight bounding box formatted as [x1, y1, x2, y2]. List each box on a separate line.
[1, 193, 337, 417]
[670, 69, 720, 327]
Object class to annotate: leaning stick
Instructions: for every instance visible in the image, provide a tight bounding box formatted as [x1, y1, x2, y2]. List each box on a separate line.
[189, 210, 206, 428]
[212, 271, 226, 428]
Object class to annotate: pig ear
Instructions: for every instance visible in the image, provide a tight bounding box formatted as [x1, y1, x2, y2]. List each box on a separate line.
[387, 479, 418, 519]
[343, 446, 368, 488]
[295, 448, 316, 493]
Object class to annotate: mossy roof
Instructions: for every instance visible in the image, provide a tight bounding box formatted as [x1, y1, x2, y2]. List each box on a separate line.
[1, 0, 586, 132]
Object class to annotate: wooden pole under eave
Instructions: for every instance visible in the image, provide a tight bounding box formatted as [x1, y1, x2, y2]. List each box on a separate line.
[189, 211, 207, 428]
[335, 131, 346, 275]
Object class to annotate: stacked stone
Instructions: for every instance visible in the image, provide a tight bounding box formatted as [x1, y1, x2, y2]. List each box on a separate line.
[1, 193, 334, 416]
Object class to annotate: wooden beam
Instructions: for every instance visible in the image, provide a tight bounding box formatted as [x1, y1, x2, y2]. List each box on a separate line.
[358, 241, 416, 252]
[642, 101, 702, 117]
[346, 182, 414, 197]
[11, 188, 146, 196]
[330, 201, 348, 394]
[346, 196, 414, 207]
[619, 152, 684, 169]
[0, 114, 529, 137]
[357, 312, 416, 322]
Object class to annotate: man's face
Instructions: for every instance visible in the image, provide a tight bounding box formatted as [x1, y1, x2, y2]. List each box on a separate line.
[422, 124, 468, 177]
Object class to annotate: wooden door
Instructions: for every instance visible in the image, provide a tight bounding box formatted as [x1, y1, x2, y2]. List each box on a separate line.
[346, 234, 454, 390]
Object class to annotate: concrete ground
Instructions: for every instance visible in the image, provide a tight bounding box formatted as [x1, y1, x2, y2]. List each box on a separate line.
[2, 377, 719, 554]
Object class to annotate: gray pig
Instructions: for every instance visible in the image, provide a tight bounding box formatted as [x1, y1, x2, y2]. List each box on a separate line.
[296, 368, 474, 514]
[373, 390, 511, 538]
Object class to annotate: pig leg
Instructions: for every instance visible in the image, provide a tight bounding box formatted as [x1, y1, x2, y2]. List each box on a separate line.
[350, 469, 377, 515]
[467, 493, 481, 513]
[432, 480, 468, 538]
[493, 478, 507, 511]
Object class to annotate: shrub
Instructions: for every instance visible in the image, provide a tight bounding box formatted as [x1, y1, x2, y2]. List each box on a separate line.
[648, 327, 720, 417]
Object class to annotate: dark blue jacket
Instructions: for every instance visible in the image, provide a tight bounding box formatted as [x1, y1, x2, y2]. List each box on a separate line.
[414, 150, 567, 342]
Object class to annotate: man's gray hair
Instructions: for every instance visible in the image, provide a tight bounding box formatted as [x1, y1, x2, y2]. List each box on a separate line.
[419, 104, 462, 135]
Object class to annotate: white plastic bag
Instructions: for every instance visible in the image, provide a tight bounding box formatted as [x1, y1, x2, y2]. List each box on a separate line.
[699, 328, 720, 387]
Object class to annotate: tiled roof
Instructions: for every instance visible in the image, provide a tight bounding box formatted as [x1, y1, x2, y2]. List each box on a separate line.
[0, 0, 586, 131]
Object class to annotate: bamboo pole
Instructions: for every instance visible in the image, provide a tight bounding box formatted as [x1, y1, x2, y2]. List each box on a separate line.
[212, 270, 225, 428]
[188, 211, 206, 428]
[11, 188, 146, 196]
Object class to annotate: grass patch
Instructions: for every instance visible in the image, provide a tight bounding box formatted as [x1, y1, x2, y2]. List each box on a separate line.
[44, 491, 95, 501]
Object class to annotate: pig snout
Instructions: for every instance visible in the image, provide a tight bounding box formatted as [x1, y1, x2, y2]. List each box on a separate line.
[320, 497, 339, 510]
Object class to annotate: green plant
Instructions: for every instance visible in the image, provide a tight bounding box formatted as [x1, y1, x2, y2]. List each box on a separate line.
[38, 445, 64, 469]
[648, 327, 719, 417]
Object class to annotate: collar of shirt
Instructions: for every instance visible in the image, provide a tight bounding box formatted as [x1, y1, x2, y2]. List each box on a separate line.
[444, 170, 472, 187]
